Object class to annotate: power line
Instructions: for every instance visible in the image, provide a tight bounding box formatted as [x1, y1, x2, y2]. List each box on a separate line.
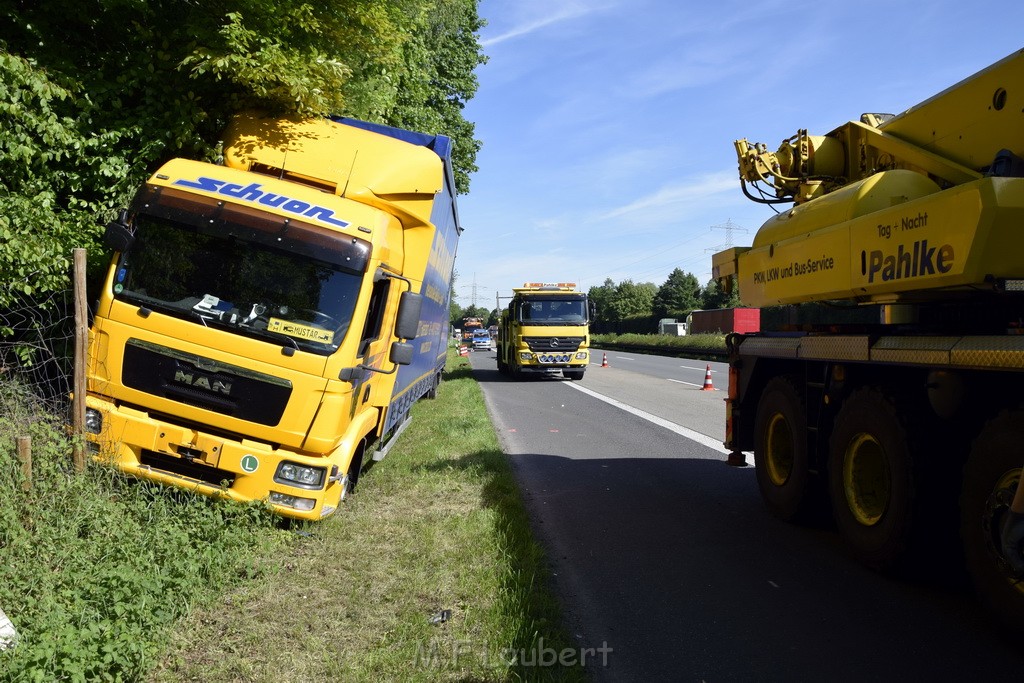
[709, 218, 748, 250]
[457, 272, 488, 308]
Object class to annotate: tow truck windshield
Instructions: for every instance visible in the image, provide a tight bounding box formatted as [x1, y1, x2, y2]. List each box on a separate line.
[518, 297, 588, 325]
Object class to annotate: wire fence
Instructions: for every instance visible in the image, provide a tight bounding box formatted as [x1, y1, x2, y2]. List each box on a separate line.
[0, 286, 77, 431]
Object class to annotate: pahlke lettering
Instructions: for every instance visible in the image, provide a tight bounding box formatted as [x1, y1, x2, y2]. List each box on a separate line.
[866, 239, 953, 283]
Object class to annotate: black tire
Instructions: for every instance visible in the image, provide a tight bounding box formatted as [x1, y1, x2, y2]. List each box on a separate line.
[754, 376, 814, 522]
[425, 371, 441, 399]
[828, 388, 915, 571]
[341, 443, 365, 501]
[960, 410, 1024, 634]
[563, 369, 585, 381]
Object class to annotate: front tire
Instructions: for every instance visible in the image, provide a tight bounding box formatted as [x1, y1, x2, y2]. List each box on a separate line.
[961, 409, 1024, 634]
[563, 369, 585, 381]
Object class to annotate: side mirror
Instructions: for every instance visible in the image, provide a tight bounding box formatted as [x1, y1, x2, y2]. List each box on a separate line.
[339, 366, 367, 382]
[395, 291, 424, 340]
[103, 214, 134, 253]
[390, 341, 414, 366]
[589, 301, 597, 321]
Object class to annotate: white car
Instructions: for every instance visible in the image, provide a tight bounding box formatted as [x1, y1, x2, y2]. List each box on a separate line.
[472, 334, 492, 351]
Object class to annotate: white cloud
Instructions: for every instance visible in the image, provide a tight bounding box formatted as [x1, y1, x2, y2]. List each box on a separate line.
[481, 2, 612, 47]
[597, 171, 738, 221]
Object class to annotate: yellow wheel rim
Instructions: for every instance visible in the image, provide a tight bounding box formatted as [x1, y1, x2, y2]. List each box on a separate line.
[765, 413, 794, 486]
[843, 433, 890, 526]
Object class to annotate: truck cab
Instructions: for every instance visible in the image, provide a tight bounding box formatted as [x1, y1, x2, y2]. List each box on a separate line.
[496, 283, 592, 380]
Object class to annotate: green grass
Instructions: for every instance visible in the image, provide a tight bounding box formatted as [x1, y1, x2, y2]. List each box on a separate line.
[0, 350, 583, 682]
[0, 380, 288, 682]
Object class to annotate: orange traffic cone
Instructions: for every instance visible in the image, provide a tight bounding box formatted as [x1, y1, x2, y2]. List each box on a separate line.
[701, 364, 715, 391]
[601, 352, 609, 368]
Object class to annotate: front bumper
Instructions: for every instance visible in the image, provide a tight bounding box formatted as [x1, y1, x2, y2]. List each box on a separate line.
[515, 349, 589, 369]
[84, 394, 343, 521]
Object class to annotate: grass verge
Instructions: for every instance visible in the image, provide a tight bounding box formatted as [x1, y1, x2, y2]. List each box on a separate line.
[145, 347, 582, 682]
[1, 349, 580, 681]
[0, 380, 288, 682]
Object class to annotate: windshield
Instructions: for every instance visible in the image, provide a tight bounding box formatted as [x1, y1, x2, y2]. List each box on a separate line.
[112, 186, 370, 355]
[517, 297, 588, 325]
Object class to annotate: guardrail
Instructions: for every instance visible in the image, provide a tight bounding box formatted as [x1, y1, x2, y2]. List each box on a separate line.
[591, 341, 728, 362]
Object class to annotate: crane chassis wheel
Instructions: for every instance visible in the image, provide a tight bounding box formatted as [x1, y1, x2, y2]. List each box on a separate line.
[828, 388, 915, 571]
[961, 409, 1024, 634]
[754, 376, 813, 522]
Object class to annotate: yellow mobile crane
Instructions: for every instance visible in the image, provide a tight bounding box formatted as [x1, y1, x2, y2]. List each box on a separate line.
[712, 49, 1024, 631]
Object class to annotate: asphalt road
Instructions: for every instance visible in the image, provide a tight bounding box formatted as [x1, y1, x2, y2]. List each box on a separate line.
[465, 347, 1024, 682]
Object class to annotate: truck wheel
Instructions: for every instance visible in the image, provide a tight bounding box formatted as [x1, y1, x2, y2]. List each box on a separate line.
[754, 376, 814, 522]
[828, 388, 914, 571]
[341, 442, 365, 501]
[563, 369, 585, 381]
[960, 410, 1024, 634]
[425, 371, 441, 399]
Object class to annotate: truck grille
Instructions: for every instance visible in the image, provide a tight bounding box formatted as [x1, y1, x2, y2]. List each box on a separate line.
[122, 339, 292, 426]
[139, 449, 236, 488]
[524, 336, 584, 352]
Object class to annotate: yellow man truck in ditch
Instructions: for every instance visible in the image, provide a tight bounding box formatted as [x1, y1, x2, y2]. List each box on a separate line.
[496, 283, 593, 380]
[712, 49, 1024, 631]
[85, 113, 461, 520]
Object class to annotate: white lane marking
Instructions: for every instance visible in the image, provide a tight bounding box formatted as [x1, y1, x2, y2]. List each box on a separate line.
[680, 364, 715, 372]
[667, 378, 703, 388]
[566, 383, 730, 455]
[615, 356, 634, 360]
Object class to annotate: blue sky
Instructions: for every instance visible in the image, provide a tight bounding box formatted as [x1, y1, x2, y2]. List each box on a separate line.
[452, 0, 1024, 310]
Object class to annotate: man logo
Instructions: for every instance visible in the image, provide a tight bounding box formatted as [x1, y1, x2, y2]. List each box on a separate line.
[174, 370, 232, 395]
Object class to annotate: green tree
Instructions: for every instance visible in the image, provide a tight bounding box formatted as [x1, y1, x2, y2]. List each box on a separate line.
[0, 0, 486, 305]
[587, 278, 616, 322]
[386, 0, 487, 194]
[653, 268, 702, 318]
[702, 276, 742, 309]
[607, 279, 656, 322]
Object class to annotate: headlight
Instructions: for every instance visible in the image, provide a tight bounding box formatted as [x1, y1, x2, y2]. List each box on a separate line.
[575, 352, 588, 359]
[85, 408, 103, 434]
[274, 462, 326, 489]
[268, 491, 316, 511]
[519, 352, 531, 361]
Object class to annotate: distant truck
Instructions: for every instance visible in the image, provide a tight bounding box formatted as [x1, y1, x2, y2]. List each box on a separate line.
[658, 318, 687, 336]
[496, 283, 593, 380]
[461, 317, 484, 342]
[687, 308, 760, 334]
[85, 112, 461, 520]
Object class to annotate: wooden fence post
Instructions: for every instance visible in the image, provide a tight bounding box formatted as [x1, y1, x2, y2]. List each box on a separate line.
[73, 248, 87, 472]
[17, 436, 31, 492]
